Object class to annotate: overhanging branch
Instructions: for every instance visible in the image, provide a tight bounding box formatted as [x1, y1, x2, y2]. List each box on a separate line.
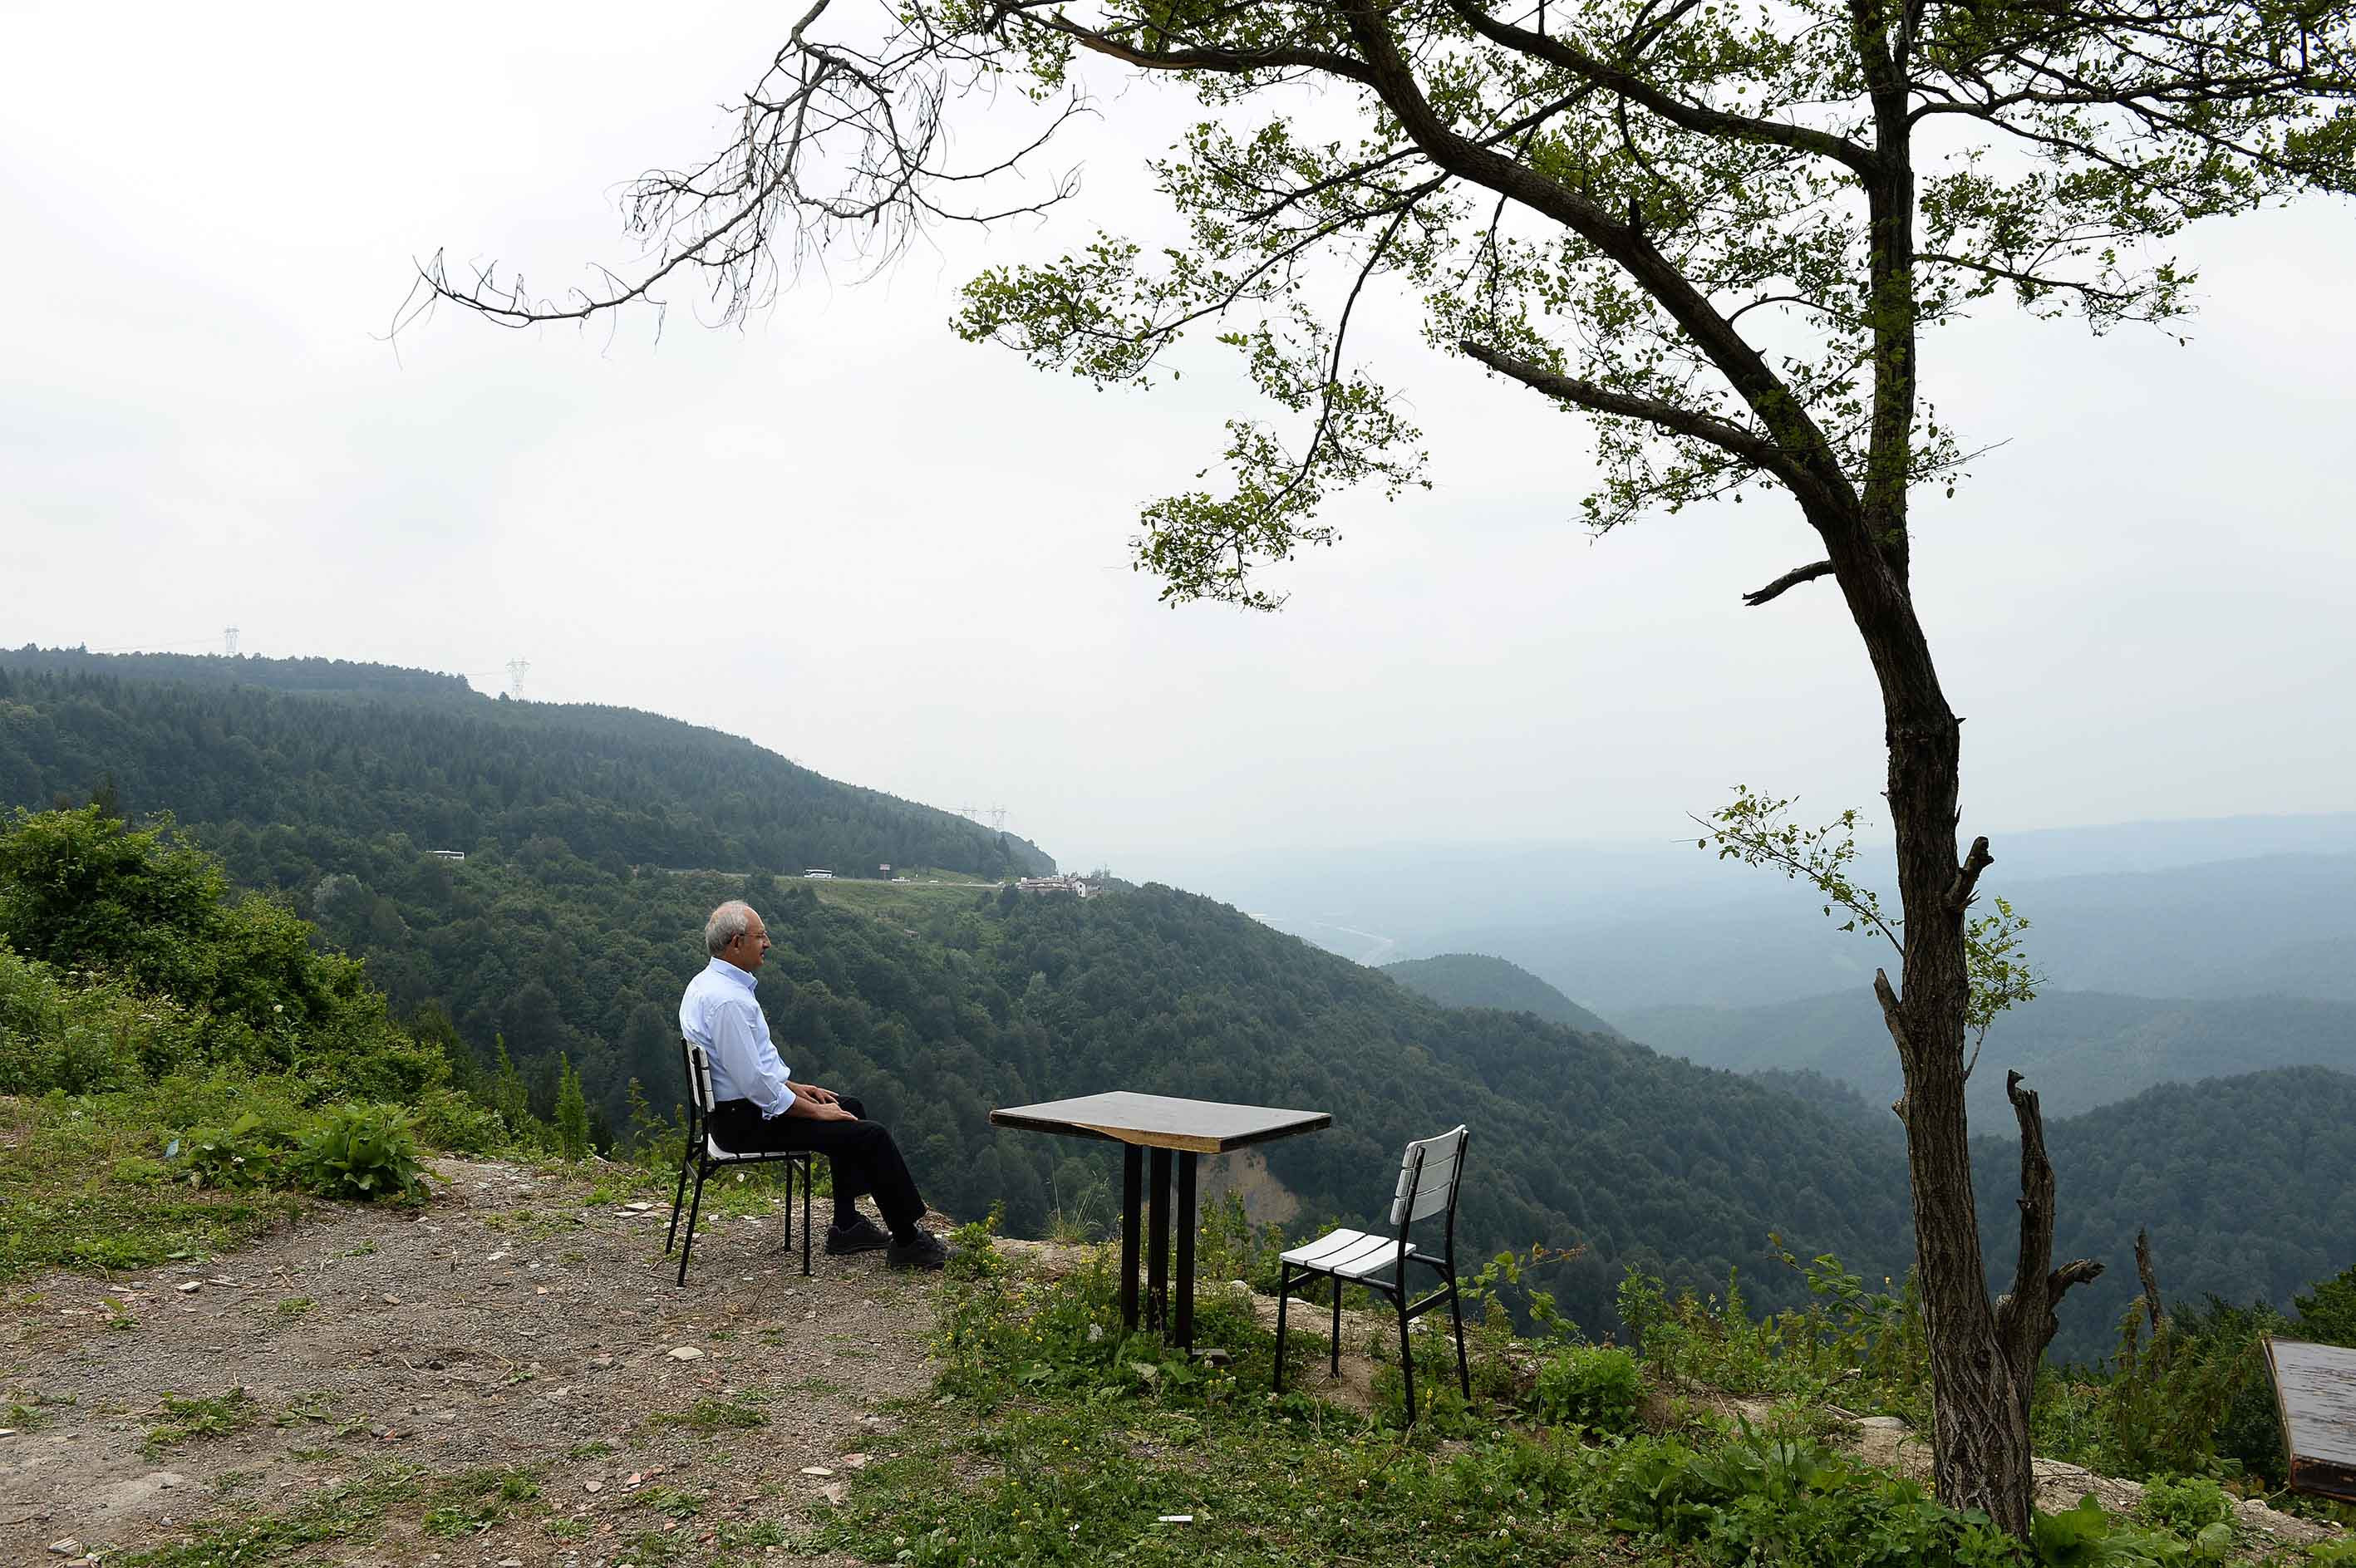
[1456, 340, 1798, 482]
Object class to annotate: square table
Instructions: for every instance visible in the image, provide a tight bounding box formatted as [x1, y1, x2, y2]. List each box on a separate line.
[989, 1091, 1331, 1353]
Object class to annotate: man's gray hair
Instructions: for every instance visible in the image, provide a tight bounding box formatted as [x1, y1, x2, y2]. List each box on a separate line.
[706, 900, 758, 956]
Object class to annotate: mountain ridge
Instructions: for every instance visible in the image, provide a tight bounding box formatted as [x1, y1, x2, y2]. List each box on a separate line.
[1380, 951, 1622, 1037]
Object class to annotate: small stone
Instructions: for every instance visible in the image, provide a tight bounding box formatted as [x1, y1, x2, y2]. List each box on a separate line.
[666, 1345, 704, 1361]
[380, 1295, 401, 1306]
[841, 1453, 869, 1470]
[626, 1202, 656, 1212]
[0, 1428, 16, 1438]
[499, 1559, 525, 1566]
[535, 1286, 548, 1295]
[48, 1541, 82, 1557]
[590, 1354, 615, 1369]
[175, 1281, 200, 1295]
[486, 1251, 509, 1262]
[432, 1409, 456, 1423]
[799, 1465, 834, 1477]
[820, 1482, 848, 1507]
[207, 1276, 232, 1287]
[583, 1479, 603, 1493]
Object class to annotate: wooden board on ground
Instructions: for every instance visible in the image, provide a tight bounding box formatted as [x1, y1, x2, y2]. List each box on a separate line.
[2266, 1336, 2356, 1502]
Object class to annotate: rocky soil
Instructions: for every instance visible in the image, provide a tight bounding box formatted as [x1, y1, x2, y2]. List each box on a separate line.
[1, 1158, 942, 1566]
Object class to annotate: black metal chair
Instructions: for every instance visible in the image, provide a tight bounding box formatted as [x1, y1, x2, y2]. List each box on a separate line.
[663, 1039, 815, 1286]
[1274, 1125, 1470, 1423]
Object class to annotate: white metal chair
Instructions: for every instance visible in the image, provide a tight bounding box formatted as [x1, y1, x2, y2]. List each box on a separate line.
[1274, 1125, 1470, 1423]
[663, 1038, 816, 1286]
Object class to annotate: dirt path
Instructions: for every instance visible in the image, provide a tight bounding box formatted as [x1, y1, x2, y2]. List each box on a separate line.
[0, 1158, 943, 1566]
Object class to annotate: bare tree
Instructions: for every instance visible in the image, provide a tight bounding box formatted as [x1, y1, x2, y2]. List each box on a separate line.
[416, 0, 2356, 1534]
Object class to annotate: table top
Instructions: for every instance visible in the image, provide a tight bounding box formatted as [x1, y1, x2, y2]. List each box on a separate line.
[2268, 1338, 2356, 1501]
[989, 1091, 1331, 1154]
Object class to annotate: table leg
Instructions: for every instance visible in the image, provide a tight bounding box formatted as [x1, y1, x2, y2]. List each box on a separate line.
[1120, 1144, 1142, 1332]
[1175, 1151, 1198, 1354]
[1146, 1148, 1171, 1331]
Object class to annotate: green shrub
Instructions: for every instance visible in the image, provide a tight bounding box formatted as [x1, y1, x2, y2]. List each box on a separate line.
[406, 1086, 507, 1154]
[2134, 1474, 2235, 1537]
[173, 1110, 302, 1189]
[289, 1103, 427, 1202]
[2033, 1492, 2225, 1566]
[1533, 1344, 1643, 1433]
[553, 1054, 591, 1161]
[1596, 1428, 2024, 1566]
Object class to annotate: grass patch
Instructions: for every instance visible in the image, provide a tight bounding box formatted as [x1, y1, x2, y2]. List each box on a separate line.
[0, 1084, 308, 1280]
[145, 1387, 261, 1455]
[419, 1464, 543, 1537]
[121, 1463, 419, 1566]
[649, 1396, 771, 1434]
[274, 1295, 317, 1317]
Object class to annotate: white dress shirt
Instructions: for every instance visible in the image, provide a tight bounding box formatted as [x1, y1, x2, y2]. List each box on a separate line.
[677, 956, 796, 1117]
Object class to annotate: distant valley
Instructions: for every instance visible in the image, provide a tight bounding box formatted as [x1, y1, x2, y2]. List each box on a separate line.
[1620, 988, 2356, 1127]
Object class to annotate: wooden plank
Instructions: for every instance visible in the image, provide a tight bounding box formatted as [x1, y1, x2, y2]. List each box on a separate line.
[989, 1090, 1331, 1153]
[2266, 1338, 2356, 1503]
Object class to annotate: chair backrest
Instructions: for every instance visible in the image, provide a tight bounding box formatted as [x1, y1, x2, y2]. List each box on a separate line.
[1389, 1125, 1469, 1228]
[679, 1038, 720, 1116]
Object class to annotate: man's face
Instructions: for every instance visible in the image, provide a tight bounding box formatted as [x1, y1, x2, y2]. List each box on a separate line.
[723, 912, 770, 972]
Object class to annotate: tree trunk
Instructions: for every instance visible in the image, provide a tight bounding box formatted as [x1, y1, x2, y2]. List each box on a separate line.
[1841, 563, 2101, 1538]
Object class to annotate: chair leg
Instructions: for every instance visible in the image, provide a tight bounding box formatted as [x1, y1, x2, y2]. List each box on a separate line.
[782, 1157, 795, 1257]
[1396, 1291, 1417, 1427]
[801, 1156, 813, 1277]
[1330, 1277, 1343, 1377]
[676, 1164, 711, 1288]
[1274, 1266, 1290, 1393]
[664, 1148, 693, 1255]
[1449, 1276, 1470, 1398]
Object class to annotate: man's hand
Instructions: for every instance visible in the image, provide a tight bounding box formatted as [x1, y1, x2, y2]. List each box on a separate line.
[784, 1090, 855, 1122]
[789, 1081, 839, 1106]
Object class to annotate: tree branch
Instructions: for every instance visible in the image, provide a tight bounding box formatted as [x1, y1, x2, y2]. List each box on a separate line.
[2135, 1227, 2165, 1335]
[1040, 12, 1375, 85]
[1443, 0, 1878, 174]
[1994, 1070, 2104, 1374]
[1458, 341, 1797, 478]
[1335, 0, 1864, 524]
[1948, 834, 1993, 913]
[1742, 559, 1834, 606]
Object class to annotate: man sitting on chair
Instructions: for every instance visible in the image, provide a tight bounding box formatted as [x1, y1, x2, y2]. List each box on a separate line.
[679, 900, 948, 1271]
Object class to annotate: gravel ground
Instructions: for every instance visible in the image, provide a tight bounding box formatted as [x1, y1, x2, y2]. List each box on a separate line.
[0, 1158, 943, 1566]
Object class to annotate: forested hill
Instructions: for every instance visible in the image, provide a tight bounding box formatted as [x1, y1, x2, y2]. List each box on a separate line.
[1973, 1066, 2356, 1364]
[0, 647, 1054, 879]
[1623, 988, 2356, 1126]
[1381, 953, 1621, 1037]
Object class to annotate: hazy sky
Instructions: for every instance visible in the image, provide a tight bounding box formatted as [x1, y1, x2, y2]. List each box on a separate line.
[6, 0, 2352, 877]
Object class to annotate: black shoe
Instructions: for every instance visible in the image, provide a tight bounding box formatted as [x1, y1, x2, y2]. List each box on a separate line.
[886, 1232, 951, 1271]
[825, 1216, 893, 1256]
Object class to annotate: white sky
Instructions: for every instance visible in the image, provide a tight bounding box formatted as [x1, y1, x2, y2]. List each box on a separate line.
[5, 0, 2353, 878]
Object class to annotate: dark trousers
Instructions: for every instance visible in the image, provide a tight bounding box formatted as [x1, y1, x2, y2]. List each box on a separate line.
[708, 1094, 926, 1234]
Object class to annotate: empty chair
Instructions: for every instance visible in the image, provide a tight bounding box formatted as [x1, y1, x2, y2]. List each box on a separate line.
[664, 1038, 817, 1285]
[1275, 1125, 1470, 1423]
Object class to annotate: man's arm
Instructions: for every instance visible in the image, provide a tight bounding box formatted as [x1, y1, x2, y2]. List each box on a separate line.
[711, 995, 798, 1117]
